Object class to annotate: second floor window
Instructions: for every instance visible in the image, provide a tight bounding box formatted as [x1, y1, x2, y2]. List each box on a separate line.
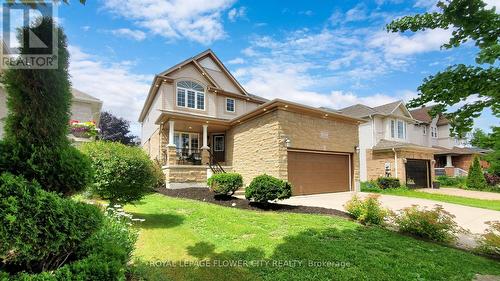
[226, 98, 235, 112]
[390, 119, 406, 139]
[423, 126, 427, 135]
[431, 127, 438, 138]
[176, 81, 205, 110]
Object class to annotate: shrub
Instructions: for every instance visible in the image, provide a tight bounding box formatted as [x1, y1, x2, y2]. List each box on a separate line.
[376, 177, 400, 189]
[9, 212, 137, 281]
[245, 174, 292, 203]
[152, 159, 166, 189]
[0, 18, 92, 197]
[80, 141, 157, 206]
[392, 205, 461, 243]
[484, 173, 500, 187]
[208, 173, 243, 196]
[477, 221, 500, 258]
[344, 194, 389, 225]
[436, 175, 467, 188]
[0, 173, 103, 273]
[360, 180, 381, 192]
[467, 156, 488, 190]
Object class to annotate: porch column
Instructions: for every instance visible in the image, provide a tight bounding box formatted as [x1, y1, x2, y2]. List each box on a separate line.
[168, 120, 175, 147]
[201, 124, 210, 165]
[166, 120, 177, 166]
[445, 155, 453, 167]
[202, 124, 209, 149]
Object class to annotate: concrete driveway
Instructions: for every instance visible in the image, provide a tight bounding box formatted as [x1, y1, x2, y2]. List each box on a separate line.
[281, 192, 500, 234]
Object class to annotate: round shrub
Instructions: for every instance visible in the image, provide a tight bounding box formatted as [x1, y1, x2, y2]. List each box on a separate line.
[207, 173, 243, 196]
[344, 194, 388, 225]
[244, 174, 292, 203]
[80, 141, 158, 206]
[376, 177, 400, 189]
[0, 172, 103, 273]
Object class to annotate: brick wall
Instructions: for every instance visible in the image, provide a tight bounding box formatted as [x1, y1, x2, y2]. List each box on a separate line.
[366, 149, 435, 184]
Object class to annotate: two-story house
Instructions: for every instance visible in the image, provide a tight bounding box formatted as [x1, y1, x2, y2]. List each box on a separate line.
[139, 49, 363, 195]
[337, 101, 438, 188]
[410, 106, 490, 177]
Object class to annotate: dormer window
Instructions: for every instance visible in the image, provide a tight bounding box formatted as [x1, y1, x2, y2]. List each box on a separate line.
[226, 98, 235, 112]
[176, 81, 205, 110]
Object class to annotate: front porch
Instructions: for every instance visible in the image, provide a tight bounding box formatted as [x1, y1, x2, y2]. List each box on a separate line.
[156, 113, 232, 188]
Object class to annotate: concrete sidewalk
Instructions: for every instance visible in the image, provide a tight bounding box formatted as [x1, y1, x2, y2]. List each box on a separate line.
[280, 192, 500, 234]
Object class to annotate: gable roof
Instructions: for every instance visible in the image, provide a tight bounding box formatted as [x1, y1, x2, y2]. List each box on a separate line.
[160, 49, 249, 96]
[72, 88, 102, 104]
[409, 106, 449, 125]
[139, 49, 267, 122]
[336, 100, 413, 119]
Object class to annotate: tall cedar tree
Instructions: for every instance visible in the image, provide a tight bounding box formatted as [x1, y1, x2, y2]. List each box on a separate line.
[0, 17, 92, 196]
[387, 0, 499, 137]
[99, 111, 137, 145]
[467, 156, 487, 189]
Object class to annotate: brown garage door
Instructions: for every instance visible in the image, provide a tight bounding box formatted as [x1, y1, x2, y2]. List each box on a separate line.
[287, 151, 350, 195]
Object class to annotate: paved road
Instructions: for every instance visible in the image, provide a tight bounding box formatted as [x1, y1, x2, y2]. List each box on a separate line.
[281, 192, 500, 234]
[419, 187, 500, 200]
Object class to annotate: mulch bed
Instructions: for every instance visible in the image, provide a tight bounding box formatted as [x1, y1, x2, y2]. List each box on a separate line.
[155, 187, 351, 219]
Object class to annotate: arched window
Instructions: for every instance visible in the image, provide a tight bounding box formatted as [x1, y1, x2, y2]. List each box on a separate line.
[176, 81, 205, 110]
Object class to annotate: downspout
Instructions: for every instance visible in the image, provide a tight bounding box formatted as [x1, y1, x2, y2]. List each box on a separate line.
[392, 148, 398, 178]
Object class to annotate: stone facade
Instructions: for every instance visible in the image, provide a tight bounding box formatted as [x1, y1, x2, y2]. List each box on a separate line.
[163, 166, 208, 188]
[226, 110, 283, 186]
[227, 108, 360, 189]
[366, 149, 435, 185]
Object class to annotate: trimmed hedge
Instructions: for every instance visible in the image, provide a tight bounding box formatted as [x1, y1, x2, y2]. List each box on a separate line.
[376, 177, 400, 189]
[245, 174, 292, 203]
[0, 173, 103, 273]
[207, 173, 243, 196]
[436, 175, 466, 188]
[80, 141, 159, 205]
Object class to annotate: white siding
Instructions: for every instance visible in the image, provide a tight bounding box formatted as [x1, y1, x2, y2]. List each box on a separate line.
[358, 121, 373, 181]
[141, 90, 162, 145]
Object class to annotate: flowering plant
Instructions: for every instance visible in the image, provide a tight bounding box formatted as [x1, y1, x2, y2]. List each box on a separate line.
[70, 120, 98, 138]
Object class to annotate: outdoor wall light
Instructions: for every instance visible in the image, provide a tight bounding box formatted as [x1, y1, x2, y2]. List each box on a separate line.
[284, 137, 291, 148]
[354, 145, 360, 153]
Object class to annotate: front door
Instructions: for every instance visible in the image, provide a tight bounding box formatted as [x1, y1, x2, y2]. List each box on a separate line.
[212, 134, 225, 163]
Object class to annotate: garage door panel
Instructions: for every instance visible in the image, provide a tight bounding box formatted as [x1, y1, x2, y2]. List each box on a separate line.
[287, 151, 350, 195]
[405, 159, 429, 188]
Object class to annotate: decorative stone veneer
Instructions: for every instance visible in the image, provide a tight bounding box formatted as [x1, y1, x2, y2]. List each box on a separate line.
[163, 166, 208, 188]
[227, 109, 360, 188]
[366, 149, 435, 184]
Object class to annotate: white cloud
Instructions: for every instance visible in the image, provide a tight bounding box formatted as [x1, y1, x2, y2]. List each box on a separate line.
[345, 4, 368, 22]
[228, 57, 245, 64]
[81, 25, 91, 32]
[110, 28, 147, 41]
[368, 28, 452, 56]
[228, 7, 246, 22]
[68, 45, 152, 135]
[102, 0, 236, 44]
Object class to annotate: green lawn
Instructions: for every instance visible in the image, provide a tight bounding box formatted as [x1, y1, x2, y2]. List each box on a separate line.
[362, 187, 500, 211]
[126, 193, 500, 281]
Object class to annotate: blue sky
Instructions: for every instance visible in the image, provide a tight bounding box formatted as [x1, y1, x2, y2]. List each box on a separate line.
[53, 0, 499, 135]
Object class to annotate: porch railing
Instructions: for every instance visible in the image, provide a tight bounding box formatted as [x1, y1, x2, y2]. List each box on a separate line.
[176, 148, 202, 165]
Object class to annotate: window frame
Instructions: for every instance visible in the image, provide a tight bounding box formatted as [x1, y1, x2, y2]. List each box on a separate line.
[214, 135, 225, 152]
[431, 126, 438, 138]
[173, 132, 200, 153]
[225, 98, 235, 113]
[176, 81, 205, 111]
[423, 126, 427, 135]
[391, 119, 407, 140]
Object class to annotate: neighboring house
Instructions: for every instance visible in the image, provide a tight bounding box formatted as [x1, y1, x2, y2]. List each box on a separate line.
[139, 49, 363, 194]
[410, 106, 490, 177]
[0, 85, 102, 141]
[336, 101, 438, 188]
